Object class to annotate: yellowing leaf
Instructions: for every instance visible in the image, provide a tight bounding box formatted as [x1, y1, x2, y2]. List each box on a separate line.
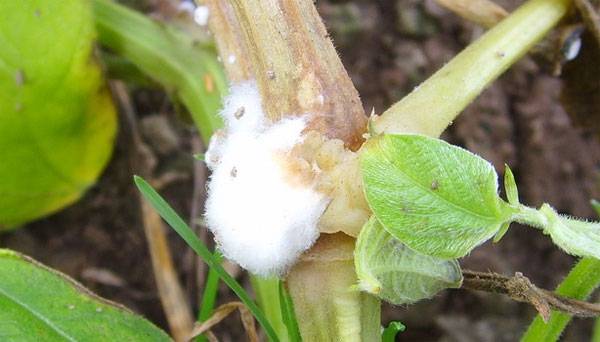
[0, 0, 117, 228]
[0, 249, 170, 341]
[360, 134, 514, 259]
[355, 217, 462, 305]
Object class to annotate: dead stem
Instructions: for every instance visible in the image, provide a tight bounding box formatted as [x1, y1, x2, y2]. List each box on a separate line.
[462, 270, 600, 321]
[189, 302, 258, 342]
[112, 81, 194, 341]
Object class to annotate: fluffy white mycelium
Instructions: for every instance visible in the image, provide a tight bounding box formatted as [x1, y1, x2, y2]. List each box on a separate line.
[205, 81, 329, 276]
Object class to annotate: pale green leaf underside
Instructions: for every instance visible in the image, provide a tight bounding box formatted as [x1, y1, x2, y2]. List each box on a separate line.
[361, 134, 513, 259]
[355, 217, 462, 305]
[0, 0, 117, 228]
[539, 204, 600, 260]
[0, 249, 170, 341]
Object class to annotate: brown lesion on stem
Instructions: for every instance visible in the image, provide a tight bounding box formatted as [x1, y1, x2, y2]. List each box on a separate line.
[204, 0, 372, 236]
[461, 270, 600, 321]
[202, 1, 253, 82]
[205, 0, 367, 150]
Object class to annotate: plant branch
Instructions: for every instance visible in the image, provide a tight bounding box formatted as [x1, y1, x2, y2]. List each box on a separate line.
[462, 269, 600, 322]
[372, 0, 572, 137]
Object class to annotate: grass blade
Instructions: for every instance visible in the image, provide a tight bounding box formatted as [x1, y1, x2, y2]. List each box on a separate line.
[279, 281, 302, 342]
[134, 176, 279, 342]
[93, 0, 225, 144]
[381, 321, 405, 342]
[198, 252, 222, 321]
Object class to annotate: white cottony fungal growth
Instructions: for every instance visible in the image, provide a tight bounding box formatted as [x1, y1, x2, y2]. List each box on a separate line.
[205, 81, 328, 276]
[193, 6, 210, 26]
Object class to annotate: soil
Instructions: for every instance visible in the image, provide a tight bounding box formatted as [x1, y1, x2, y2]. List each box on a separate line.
[2, 0, 599, 341]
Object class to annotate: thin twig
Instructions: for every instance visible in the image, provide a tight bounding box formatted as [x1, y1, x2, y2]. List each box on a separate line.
[189, 302, 258, 342]
[111, 81, 194, 341]
[435, 0, 508, 28]
[462, 270, 600, 321]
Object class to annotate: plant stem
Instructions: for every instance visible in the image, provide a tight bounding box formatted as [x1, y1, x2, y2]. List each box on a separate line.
[372, 0, 571, 137]
[512, 204, 548, 229]
[249, 277, 291, 342]
[206, 0, 367, 149]
[204, 1, 379, 340]
[594, 314, 600, 342]
[286, 234, 381, 341]
[521, 257, 600, 342]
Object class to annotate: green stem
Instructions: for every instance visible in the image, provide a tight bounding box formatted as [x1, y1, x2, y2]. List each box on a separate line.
[372, 0, 571, 137]
[249, 277, 291, 342]
[593, 314, 600, 342]
[512, 205, 548, 229]
[521, 257, 600, 342]
[287, 234, 381, 341]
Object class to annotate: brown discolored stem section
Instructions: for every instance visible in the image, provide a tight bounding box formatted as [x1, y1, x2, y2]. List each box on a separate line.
[205, 0, 367, 150]
[203, 1, 253, 82]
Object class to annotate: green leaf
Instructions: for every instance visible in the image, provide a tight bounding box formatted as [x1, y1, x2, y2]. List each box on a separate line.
[279, 281, 302, 342]
[361, 134, 514, 259]
[381, 321, 406, 342]
[93, 0, 226, 144]
[133, 176, 280, 342]
[0, 249, 170, 341]
[355, 217, 463, 305]
[0, 0, 117, 228]
[537, 204, 600, 260]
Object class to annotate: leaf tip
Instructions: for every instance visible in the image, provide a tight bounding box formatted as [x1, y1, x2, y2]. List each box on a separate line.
[133, 175, 145, 186]
[503, 164, 519, 205]
[591, 199, 600, 217]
